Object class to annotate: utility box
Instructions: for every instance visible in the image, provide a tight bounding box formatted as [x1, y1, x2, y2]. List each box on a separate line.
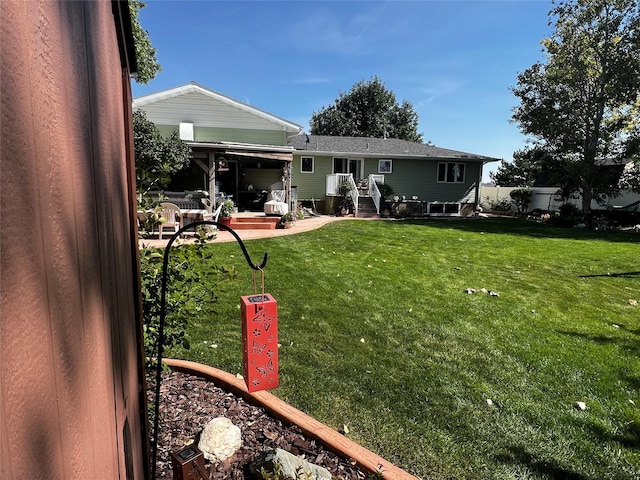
[241, 293, 279, 392]
[171, 445, 207, 480]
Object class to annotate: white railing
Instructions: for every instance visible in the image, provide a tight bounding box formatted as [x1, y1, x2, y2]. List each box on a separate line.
[326, 174, 359, 215]
[369, 175, 382, 213]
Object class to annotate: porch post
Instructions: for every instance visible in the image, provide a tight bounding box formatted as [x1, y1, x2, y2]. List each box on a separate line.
[286, 161, 292, 213]
[208, 152, 216, 204]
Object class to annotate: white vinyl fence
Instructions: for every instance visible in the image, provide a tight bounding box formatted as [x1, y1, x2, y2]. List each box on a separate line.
[480, 186, 640, 213]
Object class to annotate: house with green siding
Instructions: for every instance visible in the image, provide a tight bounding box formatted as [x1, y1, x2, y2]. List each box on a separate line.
[133, 83, 499, 216]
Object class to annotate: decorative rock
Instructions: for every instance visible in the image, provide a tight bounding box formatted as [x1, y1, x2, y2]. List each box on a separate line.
[250, 448, 332, 480]
[198, 417, 242, 462]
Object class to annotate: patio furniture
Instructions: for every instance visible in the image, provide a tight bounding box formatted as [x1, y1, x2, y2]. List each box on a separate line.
[158, 202, 183, 239]
[201, 197, 213, 213]
[264, 183, 288, 216]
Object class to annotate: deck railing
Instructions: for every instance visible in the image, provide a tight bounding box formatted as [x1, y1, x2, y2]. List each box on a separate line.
[368, 174, 385, 214]
[326, 174, 359, 215]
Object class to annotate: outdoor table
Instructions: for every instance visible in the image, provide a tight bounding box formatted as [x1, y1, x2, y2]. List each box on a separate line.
[180, 209, 209, 226]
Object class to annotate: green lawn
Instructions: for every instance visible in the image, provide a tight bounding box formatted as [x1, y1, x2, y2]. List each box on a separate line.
[159, 218, 640, 479]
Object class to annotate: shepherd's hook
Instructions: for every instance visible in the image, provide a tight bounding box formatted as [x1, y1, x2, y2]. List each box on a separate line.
[150, 220, 267, 480]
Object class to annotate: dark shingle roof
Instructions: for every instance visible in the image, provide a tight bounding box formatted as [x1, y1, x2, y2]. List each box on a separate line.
[288, 135, 499, 161]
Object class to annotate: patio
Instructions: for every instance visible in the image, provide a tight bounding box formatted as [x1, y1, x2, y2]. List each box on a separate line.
[138, 214, 354, 248]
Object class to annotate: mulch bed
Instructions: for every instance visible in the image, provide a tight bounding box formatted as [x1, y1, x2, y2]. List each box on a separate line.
[148, 371, 369, 479]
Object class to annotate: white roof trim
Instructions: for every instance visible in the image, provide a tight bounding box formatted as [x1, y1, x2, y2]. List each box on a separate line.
[294, 149, 496, 161]
[189, 141, 295, 153]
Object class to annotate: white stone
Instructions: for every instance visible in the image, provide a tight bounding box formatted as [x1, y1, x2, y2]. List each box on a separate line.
[251, 448, 332, 480]
[198, 417, 242, 462]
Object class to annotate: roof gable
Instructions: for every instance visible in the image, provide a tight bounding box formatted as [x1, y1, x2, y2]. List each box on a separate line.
[288, 135, 499, 161]
[133, 82, 302, 134]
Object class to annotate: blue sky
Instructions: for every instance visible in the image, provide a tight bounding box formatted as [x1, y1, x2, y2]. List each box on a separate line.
[132, 1, 554, 181]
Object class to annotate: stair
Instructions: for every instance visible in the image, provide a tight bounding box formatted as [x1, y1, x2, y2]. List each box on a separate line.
[356, 196, 379, 218]
[228, 216, 280, 230]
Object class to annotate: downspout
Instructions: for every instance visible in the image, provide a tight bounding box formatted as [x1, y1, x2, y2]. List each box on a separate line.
[475, 161, 487, 208]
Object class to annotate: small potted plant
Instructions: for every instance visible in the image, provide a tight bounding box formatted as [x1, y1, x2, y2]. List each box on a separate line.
[218, 199, 235, 226]
[279, 212, 294, 228]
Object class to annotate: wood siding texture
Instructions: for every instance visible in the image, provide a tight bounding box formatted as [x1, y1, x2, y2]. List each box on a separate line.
[157, 124, 288, 146]
[138, 90, 293, 135]
[1, 1, 145, 479]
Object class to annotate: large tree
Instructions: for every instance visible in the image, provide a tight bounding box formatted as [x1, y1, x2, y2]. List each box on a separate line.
[490, 147, 554, 187]
[310, 77, 423, 142]
[511, 0, 640, 216]
[129, 0, 161, 84]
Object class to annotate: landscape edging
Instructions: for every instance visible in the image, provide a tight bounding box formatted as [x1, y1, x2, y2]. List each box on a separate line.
[163, 358, 420, 480]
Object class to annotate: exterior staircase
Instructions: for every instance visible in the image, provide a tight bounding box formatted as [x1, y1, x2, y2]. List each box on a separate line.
[356, 196, 379, 218]
[228, 216, 280, 230]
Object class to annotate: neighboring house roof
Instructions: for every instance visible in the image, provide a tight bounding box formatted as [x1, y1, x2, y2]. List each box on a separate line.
[133, 82, 302, 134]
[289, 135, 500, 162]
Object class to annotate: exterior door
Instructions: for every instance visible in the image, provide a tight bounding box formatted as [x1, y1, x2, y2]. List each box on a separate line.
[333, 157, 363, 178]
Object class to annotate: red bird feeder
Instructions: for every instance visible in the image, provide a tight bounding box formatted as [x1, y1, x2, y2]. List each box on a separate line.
[241, 293, 278, 392]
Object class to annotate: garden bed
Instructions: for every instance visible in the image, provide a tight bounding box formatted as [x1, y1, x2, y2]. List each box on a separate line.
[148, 369, 369, 479]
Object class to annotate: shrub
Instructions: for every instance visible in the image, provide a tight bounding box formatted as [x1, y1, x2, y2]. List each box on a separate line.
[486, 196, 513, 212]
[139, 244, 239, 369]
[549, 203, 582, 227]
[376, 181, 394, 201]
[559, 203, 580, 217]
[509, 188, 532, 213]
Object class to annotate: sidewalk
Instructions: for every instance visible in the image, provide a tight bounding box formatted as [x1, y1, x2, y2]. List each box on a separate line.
[138, 215, 357, 248]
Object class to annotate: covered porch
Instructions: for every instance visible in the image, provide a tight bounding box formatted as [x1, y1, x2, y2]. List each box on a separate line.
[168, 141, 296, 214]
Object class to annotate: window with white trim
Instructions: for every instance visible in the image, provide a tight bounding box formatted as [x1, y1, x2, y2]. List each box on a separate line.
[437, 162, 465, 183]
[378, 159, 393, 173]
[332, 157, 362, 176]
[301, 156, 314, 173]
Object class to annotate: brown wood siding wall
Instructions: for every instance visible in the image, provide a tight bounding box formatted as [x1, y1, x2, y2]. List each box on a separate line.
[1, 1, 145, 479]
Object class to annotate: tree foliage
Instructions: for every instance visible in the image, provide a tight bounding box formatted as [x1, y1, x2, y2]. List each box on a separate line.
[490, 147, 556, 186]
[509, 189, 533, 213]
[511, 0, 640, 215]
[133, 110, 192, 195]
[310, 77, 423, 142]
[129, 0, 161, 84]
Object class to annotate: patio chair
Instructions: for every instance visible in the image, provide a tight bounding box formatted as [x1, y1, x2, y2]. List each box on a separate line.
[201, 197, 213, 213]
[158, 202, 183, 239]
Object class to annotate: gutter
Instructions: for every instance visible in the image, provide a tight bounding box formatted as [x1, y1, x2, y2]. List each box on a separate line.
[291, 149, 494, 161]
[188, 141, 295, 153]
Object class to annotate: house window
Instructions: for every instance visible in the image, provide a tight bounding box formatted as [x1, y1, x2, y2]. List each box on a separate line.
[378, 159, 393, 174]
[437, 162, 465, 183]
[301, 156, 314, 173]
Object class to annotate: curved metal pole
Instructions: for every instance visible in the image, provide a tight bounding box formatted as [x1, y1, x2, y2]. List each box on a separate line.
[150, 221, 268, 479]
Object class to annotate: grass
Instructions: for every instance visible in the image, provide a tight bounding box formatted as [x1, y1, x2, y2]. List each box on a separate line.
[158, 218, 640, 479]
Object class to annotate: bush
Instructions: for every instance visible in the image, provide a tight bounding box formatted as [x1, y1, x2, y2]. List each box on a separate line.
[559, 203, 580, 217]
[376, 182, 394, 201]
[485, 196, 513, 212]
[509, 189, 532, 213]
[549, 203, 582, 227]
[139, 244, 239, 368]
